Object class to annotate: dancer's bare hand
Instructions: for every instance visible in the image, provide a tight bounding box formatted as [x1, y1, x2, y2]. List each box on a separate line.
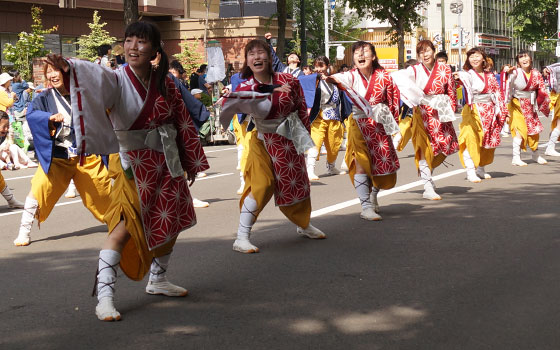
[186, 172, 196, 186]
[273, 83, 291, 93]
[44, 54, 70, 73]
[49, 113, 65, 122]
[264, 33, 272, 40]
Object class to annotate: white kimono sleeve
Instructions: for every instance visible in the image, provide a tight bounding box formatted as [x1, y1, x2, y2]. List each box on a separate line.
[391, 67, 425, 108]
[68, 59, 120, 155]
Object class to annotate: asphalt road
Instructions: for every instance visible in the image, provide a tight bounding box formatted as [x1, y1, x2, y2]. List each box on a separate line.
[1, 117, 559, 350]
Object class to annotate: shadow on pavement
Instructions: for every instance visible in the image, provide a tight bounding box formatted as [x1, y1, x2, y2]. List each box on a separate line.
[1, 183, 560, 350]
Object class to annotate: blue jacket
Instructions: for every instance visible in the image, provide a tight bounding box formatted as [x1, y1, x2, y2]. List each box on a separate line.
[12, 81, 29, 112]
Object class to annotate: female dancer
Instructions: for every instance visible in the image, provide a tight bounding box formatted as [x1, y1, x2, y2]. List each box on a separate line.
[220, 39, 326, 254]
[327, 41, 400, 220]
[543, 63, 560, 156]
[502, 50, 549, 166]
[306, 55, 345, 180]
[454, 47, 509, 182]
[46, 21, 208, 321]
[0, 112, 24, 208]
[392, 40, 458, 200]
[12, 62, 111, 246]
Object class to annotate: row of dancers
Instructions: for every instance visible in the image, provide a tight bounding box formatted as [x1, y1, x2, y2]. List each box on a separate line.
[2, 21, 558, 321]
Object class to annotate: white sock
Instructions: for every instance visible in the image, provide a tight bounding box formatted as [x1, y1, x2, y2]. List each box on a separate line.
[237, 196, 258, 241]
[513, 136, 522, 158]
[236, 145, 243, 169]
[149, 253, 171, 283]
[18, 196, 38, 237]
[2, 185, 18, 205]
[548, 127, 560, 146]
[354, 174, 372, 210]
[97, 249, 121, 301]
[419, 160, 434, 190]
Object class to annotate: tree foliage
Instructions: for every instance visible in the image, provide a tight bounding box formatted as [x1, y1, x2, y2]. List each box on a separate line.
[173, 38, 204, 74]
[344, 0, 429, 68]
[76, 11, 117, 62]
[3, 5, 57, 80]
[509, 0, 557, 53]
[289, 0, 364, 64]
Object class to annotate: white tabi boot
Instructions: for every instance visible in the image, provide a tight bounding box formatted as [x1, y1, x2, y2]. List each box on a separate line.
[233, 196, 259, 253]
[297, 224, 327, 239]
[236, 144, 244, 170]
[419, 160, 441, 200]
[2, 185, 24, 208]
[236, 172, 245, 195]
[531, 148, 547, 165]
[370, 186, 380, 213]
[462, 149, 481, 183]
[340, 158, 349, 172]
[306, 148, 319, 181]
[13, 196, 38, 246]
[511, 136, 527, 166]
[146, 253, 188, 297]
[476, 166, 492, 179]
[326, 162, 343, 175]
[65, 179, 78, 198]
[545, 127, 560, 156]
[95, 249, 121, 321]
[354, 173, 382, 220]
[392, 132, 402, 150]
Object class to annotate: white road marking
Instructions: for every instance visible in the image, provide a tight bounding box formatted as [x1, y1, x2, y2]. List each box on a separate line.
[310, 169, 466, 218]
[203, 147, 237, 153]
[4, 175, 34, 181]
[0, 172, 235, 217]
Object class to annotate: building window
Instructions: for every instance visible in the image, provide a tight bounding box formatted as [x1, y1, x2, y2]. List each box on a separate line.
[0, 33, 18, 68]
[62, 37, 78, 57]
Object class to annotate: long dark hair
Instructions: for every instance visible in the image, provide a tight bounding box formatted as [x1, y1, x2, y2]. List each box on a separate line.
[240, 39, 273, 79]
[124, 21, 169, 98]
[463, 47, 488, 71]
[516, 50, 532, 67]
[351, 41, 383, 71]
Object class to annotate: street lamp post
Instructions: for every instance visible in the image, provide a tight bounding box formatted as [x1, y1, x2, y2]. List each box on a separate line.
[450, 0, 464, 70]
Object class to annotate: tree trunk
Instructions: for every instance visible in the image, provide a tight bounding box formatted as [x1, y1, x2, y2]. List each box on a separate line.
[276, 0, 287, 59]
[396, 22, 405, 69]
[124, 0, 139, 27]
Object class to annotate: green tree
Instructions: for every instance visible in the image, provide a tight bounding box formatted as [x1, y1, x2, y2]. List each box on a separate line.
[173, 38, 204, 74]
[345, 0, 429, 68]
[3, 5, 57, 80]
[509, 0, 556, 54]
[76, 11, 117, 62]
[292, 0, 364, 62]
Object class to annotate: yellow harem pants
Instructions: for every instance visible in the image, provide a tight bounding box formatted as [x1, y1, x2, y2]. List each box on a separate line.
[550, 91, 560, 130]
[233, 117, 250, 171]
[310, 113, 344, 164]
[240, 131, 311, 229]
[30, 155, 111, 223]
[345, 117, 397, 190]
[458, 104, 495, 168]
[508, 98, 539, 151]
[104, 154, 177, 281]
[398, 108, 447, 171]
[0, 170, 5, 192]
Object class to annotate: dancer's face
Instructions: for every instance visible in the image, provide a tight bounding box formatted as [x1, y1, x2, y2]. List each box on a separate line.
[246, 46, 270, 76]
[469, 52, 484, 70]
[0, 118, 8, 138]
[124, 35, 156, 70]
[418, 46, 435, 67]
[46, 65, 64, 90]
[353, 46, 375, 71]
[314, 62, 329, 76]
[517, 54, 532, 70]
[287, 53, 300, 65]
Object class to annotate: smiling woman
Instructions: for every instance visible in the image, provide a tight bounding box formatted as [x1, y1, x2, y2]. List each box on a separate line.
[220, 39, 326, 254]
[42, 20, 209, 322]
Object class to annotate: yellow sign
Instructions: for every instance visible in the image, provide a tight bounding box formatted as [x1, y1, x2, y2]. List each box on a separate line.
[376, 47, 399, 72]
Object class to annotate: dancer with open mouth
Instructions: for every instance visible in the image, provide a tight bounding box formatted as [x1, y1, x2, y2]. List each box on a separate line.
[392, 40, 458, 200]
[220, 39, 326, 254]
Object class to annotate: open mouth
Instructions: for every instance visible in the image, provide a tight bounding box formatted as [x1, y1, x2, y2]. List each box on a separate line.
[129, 53, 139, 58]
[358, 59, 366, 64]
[253, 61, 264, 67]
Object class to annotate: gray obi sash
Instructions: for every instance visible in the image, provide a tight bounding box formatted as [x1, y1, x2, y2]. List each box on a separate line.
[253, 112, 315, 154]
[352, 103, 400, 136]
[115, 124, 184, 178]
[420, 94, 456, 122]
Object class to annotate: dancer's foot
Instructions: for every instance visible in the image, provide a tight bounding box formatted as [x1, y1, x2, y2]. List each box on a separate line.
[544, 146, 560, 157]
[95, 297, 121, 321]
[297, 224, 326, 239]
[475, 168, 492, 179]
[146, 280, 188, 297]
[360, 207, 382, 221]
[192, 198, 209, 208]
[13, 233, 30, 246]
[233, 238, 259, 253]
[511, 157, 527, 166]
[422, 188, 442, 200]
[65, 188, 77, 198]
[531, 154, 547, 165]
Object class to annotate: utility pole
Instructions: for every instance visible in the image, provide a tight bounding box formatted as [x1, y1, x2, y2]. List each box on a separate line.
[324, 0, 329, 58]
[300, 0, 307, 65]
[441, 0, 446, 52]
